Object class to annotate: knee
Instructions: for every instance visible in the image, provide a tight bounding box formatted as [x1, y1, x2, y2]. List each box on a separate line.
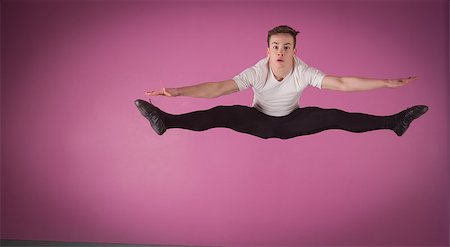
[251, 125, 275, 139]
[272, 127, 294, 140]
[258, 133, 274, 139]
[319, 108, 345, 122]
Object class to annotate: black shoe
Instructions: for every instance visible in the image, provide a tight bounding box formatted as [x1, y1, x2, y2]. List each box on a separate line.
[394, 105, 428, 136]
[134, 99, 166, 135]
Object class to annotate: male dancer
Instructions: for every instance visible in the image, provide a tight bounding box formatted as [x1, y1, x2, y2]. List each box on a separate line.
[135, 25, 428, 139]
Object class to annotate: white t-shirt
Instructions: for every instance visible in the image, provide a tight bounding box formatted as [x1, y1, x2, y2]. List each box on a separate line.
[233, 56, 326, 117]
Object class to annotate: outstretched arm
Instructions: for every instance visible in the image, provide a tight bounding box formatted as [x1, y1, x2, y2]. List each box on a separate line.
[146, 79, 239, 98]
[322, 75, 418, 91]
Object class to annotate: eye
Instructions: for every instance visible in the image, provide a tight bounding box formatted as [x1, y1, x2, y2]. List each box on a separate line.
[273, 45, 279, 50]
[284, 46, 290, 50]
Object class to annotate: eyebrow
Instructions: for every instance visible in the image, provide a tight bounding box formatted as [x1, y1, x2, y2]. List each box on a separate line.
[271, 42, 292, 46]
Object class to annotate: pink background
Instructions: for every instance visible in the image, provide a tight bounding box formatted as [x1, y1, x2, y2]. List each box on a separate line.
[1, 0, 449, 246]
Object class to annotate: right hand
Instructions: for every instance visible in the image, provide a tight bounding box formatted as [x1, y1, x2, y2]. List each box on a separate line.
[145, 88, 177, 97]
[385, 76, 418, 88]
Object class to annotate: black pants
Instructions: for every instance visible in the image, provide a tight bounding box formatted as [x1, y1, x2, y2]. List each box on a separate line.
[159, 105, 396, 139]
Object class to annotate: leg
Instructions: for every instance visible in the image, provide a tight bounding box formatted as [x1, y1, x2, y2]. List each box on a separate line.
[135, 100, 279, 139]
[135, 100, 428, 139]
[271, 107, 392, 139]
[163, 105, 283, 139]
[271, 106, 428, 139]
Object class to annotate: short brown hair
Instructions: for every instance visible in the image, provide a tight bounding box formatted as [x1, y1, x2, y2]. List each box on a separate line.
[267, 25, 300, 48]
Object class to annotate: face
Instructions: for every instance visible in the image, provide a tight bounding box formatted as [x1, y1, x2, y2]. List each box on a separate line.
[267, 33, 297, 69]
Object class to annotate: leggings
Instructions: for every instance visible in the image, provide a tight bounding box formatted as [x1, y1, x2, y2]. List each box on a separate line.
[160, 105, 396, 139]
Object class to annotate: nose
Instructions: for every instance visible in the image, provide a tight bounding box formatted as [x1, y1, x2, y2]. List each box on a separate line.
[277, 48, 284, 56]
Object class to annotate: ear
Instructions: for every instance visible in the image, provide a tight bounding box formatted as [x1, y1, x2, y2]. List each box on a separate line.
[293, 48, 297, 55]
[267, 47, 270, 57]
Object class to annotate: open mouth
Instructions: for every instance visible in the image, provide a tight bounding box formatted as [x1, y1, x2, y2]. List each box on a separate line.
[277, 59, 284, 62]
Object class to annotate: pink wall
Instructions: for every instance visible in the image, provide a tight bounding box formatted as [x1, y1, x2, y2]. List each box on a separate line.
[2, 1, 448, 246]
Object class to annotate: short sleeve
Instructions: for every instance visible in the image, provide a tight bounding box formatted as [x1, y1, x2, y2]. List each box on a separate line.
[233, 67, 257, 91]
[303, 66, 326, 89]
[294, 57, 326, 89]
[233, 58, 268, 91]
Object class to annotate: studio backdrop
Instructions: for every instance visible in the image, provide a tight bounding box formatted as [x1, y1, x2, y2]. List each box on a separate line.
[1, 0, 449, 246]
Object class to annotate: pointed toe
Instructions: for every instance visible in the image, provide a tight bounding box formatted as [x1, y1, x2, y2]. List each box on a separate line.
[394, 105, 429, 136]
[134, 99, 145, 107]
[134, 99, 167, 135]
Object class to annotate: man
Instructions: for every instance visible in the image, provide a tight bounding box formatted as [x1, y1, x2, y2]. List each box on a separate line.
[135, 25, 428, 139]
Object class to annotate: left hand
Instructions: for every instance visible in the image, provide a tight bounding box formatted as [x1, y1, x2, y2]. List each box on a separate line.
[145, 88, 178, 97]
[386, 76, 418, 88]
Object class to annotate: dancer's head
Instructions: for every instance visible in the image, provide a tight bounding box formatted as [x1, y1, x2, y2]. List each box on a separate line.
[267, 25, 300, 48]
[267, 25, 299, 70]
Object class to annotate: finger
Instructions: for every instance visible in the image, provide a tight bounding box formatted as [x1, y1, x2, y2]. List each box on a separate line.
[398, 77, 415, 83]
[145, 91, 162, 96]
[399, 77, 416, 86]
[405, 77, 417, 83]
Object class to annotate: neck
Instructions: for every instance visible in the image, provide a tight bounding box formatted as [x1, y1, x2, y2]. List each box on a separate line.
[270, 64, 292, 81]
